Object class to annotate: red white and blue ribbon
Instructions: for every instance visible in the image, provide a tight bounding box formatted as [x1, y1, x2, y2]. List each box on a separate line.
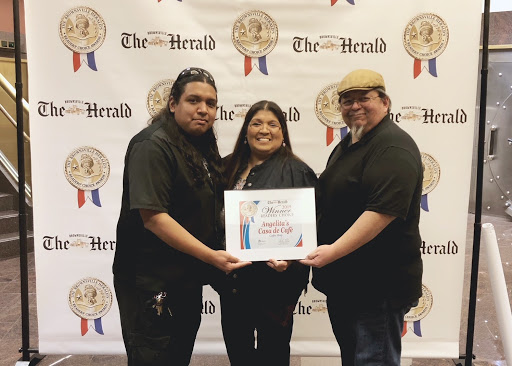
[73, 52, 97, 72]
[77, 189, 102, 208]
[413, 58, 437, 79]
[241, 215, 254, 249]
[421, 194, 429, 211]
[244, 56, 268, 76]
[81, 317, 104, 336]
[402, 320, 422, 337]
[326, 126, 348, 146]
[331, 0, 355, 5]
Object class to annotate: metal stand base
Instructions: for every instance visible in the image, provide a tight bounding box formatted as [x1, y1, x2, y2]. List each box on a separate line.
[15, 354, 45, 366]
[452, 353, 475, 366]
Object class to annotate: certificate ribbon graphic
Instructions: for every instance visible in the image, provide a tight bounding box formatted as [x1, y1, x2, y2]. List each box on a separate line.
[240, 201, 259, 250]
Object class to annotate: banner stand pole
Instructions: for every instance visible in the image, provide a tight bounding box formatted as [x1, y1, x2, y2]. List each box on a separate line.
[462, 0, 491, 365]
[12, 0, 44, 364]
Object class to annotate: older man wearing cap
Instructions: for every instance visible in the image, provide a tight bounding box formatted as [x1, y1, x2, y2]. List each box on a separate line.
[301, 69, 423, 366]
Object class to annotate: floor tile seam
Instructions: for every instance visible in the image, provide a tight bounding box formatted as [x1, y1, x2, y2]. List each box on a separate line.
[0, 321, 19, 342]
[0, 275, 23, 282]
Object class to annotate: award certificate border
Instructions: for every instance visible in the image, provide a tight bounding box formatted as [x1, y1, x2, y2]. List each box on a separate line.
[224, 188, 317, 261]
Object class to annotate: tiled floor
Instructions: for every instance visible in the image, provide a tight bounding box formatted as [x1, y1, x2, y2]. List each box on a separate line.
[0, 213, 510, 366]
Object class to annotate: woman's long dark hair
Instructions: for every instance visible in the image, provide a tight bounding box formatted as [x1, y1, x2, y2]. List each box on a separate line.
[224, 100, 295, 189]
[151, 68, 223, 187]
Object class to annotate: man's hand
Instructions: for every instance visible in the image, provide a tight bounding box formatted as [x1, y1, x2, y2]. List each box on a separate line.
[139, 210, 251, 273]
[300, 211, 397, 268]
[209, 250, 251, 274]
[267, 259, 292, 272]
[299, 245, 338, 268]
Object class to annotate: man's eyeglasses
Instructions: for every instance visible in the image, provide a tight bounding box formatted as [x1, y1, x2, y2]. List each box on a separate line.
[339, 96, 380, 109]
[176, 67, 215, 84]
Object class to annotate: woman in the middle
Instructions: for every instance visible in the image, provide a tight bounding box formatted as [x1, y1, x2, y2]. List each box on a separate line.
[220, 100, 317, 366]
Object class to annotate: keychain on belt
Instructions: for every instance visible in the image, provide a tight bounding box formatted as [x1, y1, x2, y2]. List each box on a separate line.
[152, 292, 172, 316]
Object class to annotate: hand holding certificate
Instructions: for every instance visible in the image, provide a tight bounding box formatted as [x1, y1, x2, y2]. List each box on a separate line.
[224, 188, 317, 261]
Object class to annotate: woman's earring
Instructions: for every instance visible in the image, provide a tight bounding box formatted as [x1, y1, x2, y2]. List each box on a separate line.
[282, 141, 286, 147]
[244, 137, 248, 144]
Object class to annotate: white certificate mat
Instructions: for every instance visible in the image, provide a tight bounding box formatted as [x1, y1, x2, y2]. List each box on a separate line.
[224, 188, 317, 261]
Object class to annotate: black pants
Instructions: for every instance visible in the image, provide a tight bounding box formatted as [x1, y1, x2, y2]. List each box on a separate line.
[114, 277, 202, 366]
[220, 294, 294, 366]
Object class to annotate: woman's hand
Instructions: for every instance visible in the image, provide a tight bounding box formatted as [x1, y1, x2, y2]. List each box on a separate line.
[267, 259, 292, 272]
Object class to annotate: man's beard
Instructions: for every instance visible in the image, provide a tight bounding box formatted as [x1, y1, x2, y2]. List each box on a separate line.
[351, 124, 365, 142]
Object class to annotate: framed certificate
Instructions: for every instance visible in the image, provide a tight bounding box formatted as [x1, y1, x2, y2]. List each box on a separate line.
[224, 188, 317, 261]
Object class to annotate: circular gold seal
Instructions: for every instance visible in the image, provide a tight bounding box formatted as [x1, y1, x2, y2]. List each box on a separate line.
[147, 79, 175, 117]
[421, 152, 441, 195]
[241, 201, 258, 217]
[403, 13, 449, 61]
[232, 10, 278, 58]
[59, 7, 106, 54]
[64, 146, 110, 191]
[315, 83, 346, 129]
[68, 277, 112, 320]
[405, 283, 433, 322]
